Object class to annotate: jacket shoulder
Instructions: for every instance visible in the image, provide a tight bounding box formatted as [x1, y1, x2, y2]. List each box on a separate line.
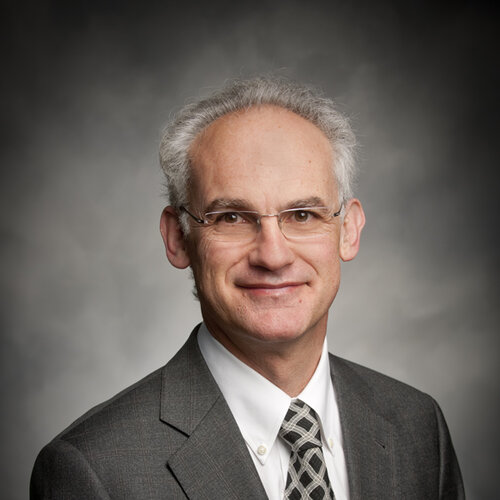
[329, 354, 465, 499]
[55, 366, 164, 442]
[329, 353, 437, 420]
[31, 363, 189, 499]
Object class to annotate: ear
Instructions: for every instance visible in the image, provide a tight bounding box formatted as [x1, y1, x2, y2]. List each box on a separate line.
[339, 199, 365, 262]
[159, 206, 191, 269]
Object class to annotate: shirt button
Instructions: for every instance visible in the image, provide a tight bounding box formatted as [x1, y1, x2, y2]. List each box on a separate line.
[257, 445, 267, 456]
[328, 438, 334, 448]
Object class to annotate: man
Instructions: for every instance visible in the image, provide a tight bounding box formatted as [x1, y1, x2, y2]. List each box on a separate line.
[31, 77, 464, 499]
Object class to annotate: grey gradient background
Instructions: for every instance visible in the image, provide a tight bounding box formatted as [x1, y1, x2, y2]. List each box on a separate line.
[2, 1, 498, 499]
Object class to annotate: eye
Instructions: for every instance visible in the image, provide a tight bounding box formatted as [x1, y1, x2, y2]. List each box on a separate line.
[292, 210, 312, 223]
[215, 212, 246, 224]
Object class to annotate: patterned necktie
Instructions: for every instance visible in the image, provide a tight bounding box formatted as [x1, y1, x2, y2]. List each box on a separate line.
[279, 399, 335, 500]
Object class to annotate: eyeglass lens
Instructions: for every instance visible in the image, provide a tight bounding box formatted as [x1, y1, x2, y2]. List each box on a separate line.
[204, 208, 336, 242]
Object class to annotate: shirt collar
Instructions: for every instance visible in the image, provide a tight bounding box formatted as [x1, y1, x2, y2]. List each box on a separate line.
[197, 323, 339, 464]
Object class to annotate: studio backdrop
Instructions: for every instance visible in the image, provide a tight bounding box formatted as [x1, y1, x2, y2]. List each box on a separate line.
[1, 1, 498, 499]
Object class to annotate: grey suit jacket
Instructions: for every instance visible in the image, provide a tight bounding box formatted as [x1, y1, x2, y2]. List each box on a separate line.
[31, 326, 465, 499]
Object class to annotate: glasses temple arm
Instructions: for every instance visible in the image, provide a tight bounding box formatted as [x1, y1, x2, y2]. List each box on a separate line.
[333, 203, 343, 217]
[179, 206, 206, 224]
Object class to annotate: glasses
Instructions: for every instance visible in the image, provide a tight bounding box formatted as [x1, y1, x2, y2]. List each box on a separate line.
[179, 205, 342, 242]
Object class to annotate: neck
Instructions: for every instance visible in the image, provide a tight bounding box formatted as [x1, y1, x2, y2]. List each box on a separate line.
[204, 320, 327, 397]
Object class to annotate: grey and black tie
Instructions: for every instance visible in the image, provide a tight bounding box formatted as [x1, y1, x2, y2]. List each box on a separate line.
[279, 399, 335, 500]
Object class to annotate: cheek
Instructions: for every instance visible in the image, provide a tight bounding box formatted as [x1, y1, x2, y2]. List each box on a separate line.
[190, 238, 245, 292]
[300, 237, 340, 270]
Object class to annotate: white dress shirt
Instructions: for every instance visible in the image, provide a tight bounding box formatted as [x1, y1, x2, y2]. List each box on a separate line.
[198, 323, 350, 500]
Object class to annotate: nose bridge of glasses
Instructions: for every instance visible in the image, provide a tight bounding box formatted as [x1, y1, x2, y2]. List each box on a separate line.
[259, 212, 281, 220]
[257, 212, 284, 228]
[254, 213, 292, 243]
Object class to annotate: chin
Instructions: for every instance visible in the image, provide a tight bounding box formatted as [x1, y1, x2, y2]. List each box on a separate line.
[236, 315, 311, 344]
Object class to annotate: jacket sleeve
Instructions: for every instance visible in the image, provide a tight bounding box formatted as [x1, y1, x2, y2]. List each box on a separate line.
[30, 439, 111, 500]
[432, 399, 466, 500]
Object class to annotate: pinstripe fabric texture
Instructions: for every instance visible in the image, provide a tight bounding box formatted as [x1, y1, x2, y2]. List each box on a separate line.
[279, 399, 335, 500]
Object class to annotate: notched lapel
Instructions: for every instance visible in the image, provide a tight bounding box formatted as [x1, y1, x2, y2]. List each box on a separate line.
[168, 397, 267, 500]
[330, 355, 396, 500]
[161, 327, 267, 499]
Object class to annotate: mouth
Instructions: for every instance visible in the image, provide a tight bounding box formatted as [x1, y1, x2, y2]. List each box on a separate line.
[235, 282, 305, 296]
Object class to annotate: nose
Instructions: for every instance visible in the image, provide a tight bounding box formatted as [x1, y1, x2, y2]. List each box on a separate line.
[247, 216, 295, 271]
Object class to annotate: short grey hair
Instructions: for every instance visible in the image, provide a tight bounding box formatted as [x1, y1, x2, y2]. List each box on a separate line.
[159, 77, 356, 211]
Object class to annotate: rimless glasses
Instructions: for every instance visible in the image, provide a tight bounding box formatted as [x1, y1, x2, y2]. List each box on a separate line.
[179, 204, 343, 243]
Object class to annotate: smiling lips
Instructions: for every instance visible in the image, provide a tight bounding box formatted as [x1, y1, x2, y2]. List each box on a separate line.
[236, 282, 305, 296]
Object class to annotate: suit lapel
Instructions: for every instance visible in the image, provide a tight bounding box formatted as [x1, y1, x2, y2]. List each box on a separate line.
[330, 355, 396, 500]
[162, 329, 397, 499]
[161, 327, 267, 499]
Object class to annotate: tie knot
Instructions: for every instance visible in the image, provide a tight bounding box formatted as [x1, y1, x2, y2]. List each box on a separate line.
[279, 399, 322, 453]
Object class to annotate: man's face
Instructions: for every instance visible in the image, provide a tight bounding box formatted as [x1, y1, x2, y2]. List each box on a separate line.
[181, 106, 351, 350]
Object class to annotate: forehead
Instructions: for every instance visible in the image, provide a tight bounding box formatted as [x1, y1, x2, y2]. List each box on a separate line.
[189, 105, 337, 209]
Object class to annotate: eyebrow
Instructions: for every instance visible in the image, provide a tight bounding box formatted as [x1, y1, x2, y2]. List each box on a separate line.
[204, 196, 329, 213]
[204, 198, 251, 212]
[283, 197, 327, 209]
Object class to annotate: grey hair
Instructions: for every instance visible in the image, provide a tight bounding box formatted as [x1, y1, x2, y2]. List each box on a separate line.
[159, 77, 356, 213]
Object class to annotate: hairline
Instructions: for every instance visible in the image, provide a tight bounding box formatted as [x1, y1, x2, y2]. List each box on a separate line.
[159, 77, 357, 232]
